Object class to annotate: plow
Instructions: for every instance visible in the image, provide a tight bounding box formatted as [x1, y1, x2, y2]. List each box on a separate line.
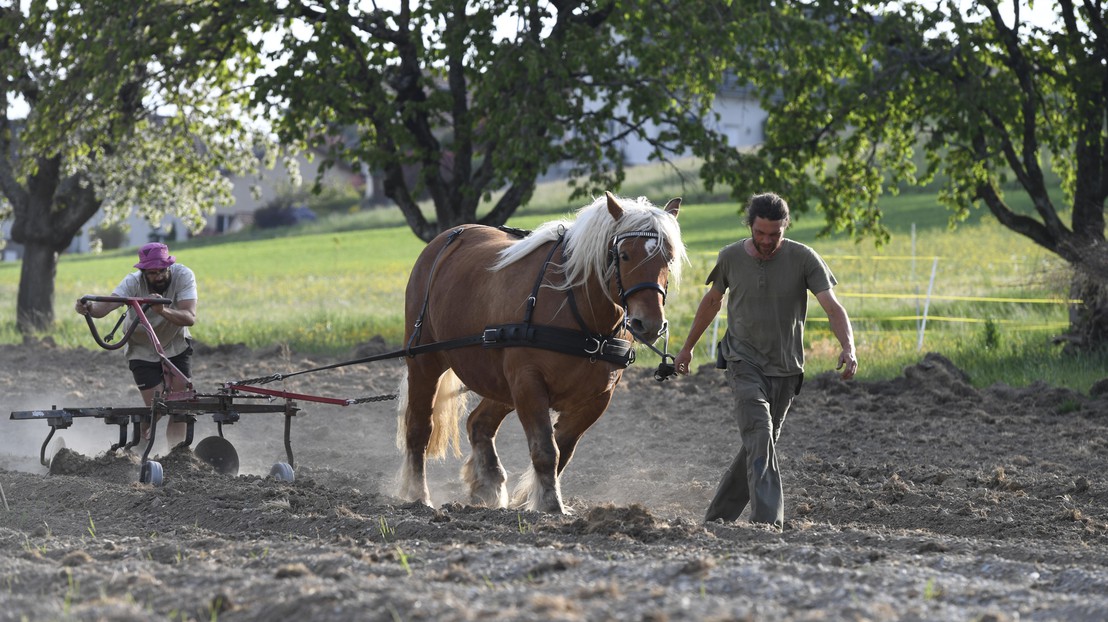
[9, 295, 393, 486]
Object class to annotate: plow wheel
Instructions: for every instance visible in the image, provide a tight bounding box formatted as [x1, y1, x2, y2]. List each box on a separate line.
[140, 460, 164, 486]
[270, 462, 295, 482]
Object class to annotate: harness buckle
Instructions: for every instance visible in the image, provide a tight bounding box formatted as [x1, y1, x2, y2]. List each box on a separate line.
[483, 328, 501, 344]
[584, 337, 603, 355]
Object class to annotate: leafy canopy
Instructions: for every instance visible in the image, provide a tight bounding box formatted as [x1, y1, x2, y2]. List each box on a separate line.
[700, 0, 1106, 266]
[248, 0, 740, 240]
[1, 0, 274, 236]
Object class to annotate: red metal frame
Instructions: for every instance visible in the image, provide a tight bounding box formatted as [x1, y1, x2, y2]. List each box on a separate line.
[79, 295, 195, 400]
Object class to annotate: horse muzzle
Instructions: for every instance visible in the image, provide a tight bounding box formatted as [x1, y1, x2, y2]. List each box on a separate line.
[626, 313, 668, 344]
[621, 281, 668, 343]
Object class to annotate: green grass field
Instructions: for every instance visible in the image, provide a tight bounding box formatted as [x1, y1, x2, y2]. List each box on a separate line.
[1, 161, 1103, 392]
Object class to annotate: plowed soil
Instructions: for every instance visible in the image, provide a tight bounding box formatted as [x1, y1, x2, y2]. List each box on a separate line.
[2, 341, 1107, 621]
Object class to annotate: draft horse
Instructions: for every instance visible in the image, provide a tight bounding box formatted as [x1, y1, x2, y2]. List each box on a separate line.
[396, 191, 685, 513]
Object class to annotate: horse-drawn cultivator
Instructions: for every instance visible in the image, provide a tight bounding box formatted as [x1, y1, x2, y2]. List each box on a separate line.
[10, 295, 310, 486]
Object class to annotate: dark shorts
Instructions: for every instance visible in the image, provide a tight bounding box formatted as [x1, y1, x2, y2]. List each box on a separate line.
[129, 344, 193, 391]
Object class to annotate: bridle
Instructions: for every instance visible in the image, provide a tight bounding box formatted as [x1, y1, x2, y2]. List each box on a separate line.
[607, 231, 678, 381]
[609, 231, 669, 307]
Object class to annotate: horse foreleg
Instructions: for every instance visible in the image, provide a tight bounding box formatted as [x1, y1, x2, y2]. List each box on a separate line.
[511, 390, 563, 513]
[554, 392, 614, 476]
[461, 398, 513, 508]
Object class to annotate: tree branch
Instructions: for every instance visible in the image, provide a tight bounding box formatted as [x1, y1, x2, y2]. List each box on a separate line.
[976, 181, 1059, 252]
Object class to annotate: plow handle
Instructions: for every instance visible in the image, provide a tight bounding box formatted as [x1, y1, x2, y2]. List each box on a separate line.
[80, 295, 172, 351]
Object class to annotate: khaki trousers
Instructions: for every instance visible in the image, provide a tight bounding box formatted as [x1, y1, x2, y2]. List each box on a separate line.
[704, 361, 801, 528]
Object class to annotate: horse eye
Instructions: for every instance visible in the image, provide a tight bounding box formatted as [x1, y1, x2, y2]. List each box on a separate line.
[620, 251, 630, 262]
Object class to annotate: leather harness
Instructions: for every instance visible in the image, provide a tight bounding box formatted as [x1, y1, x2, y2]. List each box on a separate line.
[405, 225, 655, 367]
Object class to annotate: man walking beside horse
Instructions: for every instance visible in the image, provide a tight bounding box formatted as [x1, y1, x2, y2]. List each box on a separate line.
[675, 192, 858, 529]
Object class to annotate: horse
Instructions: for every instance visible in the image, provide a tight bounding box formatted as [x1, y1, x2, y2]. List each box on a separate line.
[396, 191, 685, 513]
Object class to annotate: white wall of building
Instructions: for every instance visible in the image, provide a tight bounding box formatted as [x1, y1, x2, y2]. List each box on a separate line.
[615, 89, 766, 165]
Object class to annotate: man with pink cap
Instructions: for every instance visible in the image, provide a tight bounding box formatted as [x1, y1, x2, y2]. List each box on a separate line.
[75, 242, 198, 449]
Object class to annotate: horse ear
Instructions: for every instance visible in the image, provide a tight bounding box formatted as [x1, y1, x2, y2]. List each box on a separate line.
[605, 191, 624, 221]
[664, 197, 681, 218]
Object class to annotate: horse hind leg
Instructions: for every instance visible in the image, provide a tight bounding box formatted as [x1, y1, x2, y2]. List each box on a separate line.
[461, 398, 513, 508]
[395, 367, 467, 506]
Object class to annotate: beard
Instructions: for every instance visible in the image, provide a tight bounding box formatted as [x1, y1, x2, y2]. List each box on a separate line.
[147, 275, 172, 295]
[754, 241, 781, 259]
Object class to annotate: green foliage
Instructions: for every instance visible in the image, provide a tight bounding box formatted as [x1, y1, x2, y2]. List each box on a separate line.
[1057, 399, 1082, 415]
[700, 1, 1107, 347]
[89, 223, 129, 252]
[2, 1, 271, 230]
[923, 577, 944, 601]
[378, 517, 394, 543]
[394, 545, 412, 577]
[981, 318, 1001, 351]
[249, 0, 741, 240]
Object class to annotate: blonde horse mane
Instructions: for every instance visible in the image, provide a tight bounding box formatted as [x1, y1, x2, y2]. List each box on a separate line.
[489, 194, 686, 295]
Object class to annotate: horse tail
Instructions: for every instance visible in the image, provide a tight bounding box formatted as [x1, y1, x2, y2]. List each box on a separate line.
[429, 369, 466, 459]
[395, 368, 466, 460]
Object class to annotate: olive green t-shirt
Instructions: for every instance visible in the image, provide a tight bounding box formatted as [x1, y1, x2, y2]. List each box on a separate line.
[706, 238, 836, 376]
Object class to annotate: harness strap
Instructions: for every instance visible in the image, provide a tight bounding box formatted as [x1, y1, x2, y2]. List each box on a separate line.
[407, 227, 466, 354]
[481, 323, 635, 367]
[230, 334, 486, 386]
[523, 232, 565, 325]
[231, 322, 636, 389]
[565, 286, 592, 335]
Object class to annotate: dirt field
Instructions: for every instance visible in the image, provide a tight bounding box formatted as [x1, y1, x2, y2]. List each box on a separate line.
[1, 339, 1107, 621]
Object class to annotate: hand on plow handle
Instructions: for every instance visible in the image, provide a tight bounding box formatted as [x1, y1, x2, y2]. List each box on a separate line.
[79, 295, 173, 350]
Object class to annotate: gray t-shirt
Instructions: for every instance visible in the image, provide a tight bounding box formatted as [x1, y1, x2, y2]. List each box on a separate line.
[706, 238, 836, 376]
[111, 263, 198, 362]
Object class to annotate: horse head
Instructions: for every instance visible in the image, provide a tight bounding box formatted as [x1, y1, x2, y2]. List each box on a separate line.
[604, 191, 683, 344]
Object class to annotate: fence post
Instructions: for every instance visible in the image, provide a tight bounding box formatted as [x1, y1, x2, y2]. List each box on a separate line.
[912, 224, 920, 333]
[917, 257, 939, 351]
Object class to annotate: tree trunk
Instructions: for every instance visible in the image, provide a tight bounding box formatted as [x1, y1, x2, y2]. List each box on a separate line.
[6, 158, 101, 335]
[1065, 272, 1108, 353]
[16, 243, 59, 334]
